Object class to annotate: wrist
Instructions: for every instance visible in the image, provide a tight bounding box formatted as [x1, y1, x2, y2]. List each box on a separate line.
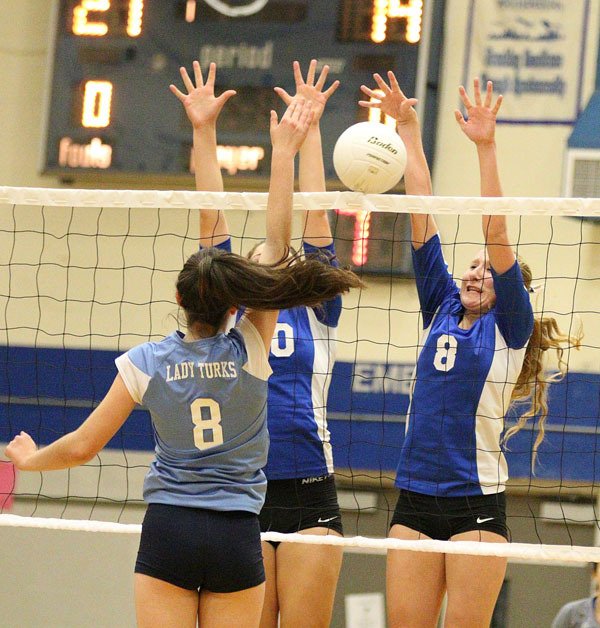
[476, 139, 497, 151]
[193, 122, 217, 134]
[271, 145, 298, 160]
[396, 120, 422, 141]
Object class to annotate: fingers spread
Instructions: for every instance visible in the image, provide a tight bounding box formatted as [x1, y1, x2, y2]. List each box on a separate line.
[274, 86, 293, 105]
[473, 76, 482, 106]
[180, 66, 195, 93]
[293, 60, 304, 86]
[484, 79, 493, 108]
[492, 93, 503, 115]
[454, 109, 466, 127]
[306, 58, 317, 86]
[387, 71, 405, 98]
[192, 60, 204, 88]
[458, 85, 473, 109]
[169, 84, 185, 101]
[360, 84, 378, 98]
[373, 73, 392, 94]
[323, 79, 340, 99]
[205, 61, 216, 88]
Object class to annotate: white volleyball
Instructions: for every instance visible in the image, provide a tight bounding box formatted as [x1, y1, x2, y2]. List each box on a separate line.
[333, 121, 407, 193]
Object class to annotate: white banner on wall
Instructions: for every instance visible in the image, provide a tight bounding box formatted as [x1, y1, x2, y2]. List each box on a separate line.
[462, 0, 590, 124]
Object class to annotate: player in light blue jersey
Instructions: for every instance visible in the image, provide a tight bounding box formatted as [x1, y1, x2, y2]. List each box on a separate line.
[360, 74, 581, 627]
[552, 563, 600, 628]
[177, 59, 344, 628]
[5, 91, 362, 628]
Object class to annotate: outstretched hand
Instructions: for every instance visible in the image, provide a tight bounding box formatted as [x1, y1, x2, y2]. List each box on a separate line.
[274, 59, 339, 125]
[5, 431, 37, 470]
[455, 78, 502, 145]
[358, 71, 418, 128]
[169, 60, 236, 129]
[270, 98, 314, 155]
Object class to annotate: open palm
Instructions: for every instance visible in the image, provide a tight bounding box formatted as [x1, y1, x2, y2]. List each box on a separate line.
[170, 60, 236, 128]
[274, 60, 339, 124]
[455, 78, 502, 144]
[358, 71, 418, 126]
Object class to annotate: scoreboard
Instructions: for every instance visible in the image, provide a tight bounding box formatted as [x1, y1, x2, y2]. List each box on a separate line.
[43, 0, 439, 181]
[43, 0, 443, 274]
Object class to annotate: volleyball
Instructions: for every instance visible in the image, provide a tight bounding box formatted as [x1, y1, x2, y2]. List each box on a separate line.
[332, 121, 407, 193]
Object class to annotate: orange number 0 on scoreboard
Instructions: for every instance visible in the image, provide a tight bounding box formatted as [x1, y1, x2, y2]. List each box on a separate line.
[72, 2, 144, 128]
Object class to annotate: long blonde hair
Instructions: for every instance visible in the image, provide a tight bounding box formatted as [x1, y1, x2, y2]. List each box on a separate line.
[503, 258, 583, 466]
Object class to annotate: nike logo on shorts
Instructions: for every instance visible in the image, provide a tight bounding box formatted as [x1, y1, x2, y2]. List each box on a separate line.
[317, 516, 339, 524]
[476, 516, 495, 524]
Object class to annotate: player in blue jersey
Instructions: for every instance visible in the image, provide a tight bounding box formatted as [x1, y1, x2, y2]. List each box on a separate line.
[360, 74, 582, 627]
[5, 94, 362, 628]
[174, 59, 344, 628]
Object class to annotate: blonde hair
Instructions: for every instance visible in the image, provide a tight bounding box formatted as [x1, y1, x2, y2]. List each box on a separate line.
[503, 258, 583, 467]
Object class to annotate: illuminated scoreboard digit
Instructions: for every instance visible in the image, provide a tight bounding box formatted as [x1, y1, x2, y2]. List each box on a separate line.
[43, 0, 442, 274]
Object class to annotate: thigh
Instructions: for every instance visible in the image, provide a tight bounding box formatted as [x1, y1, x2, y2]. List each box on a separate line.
[276, 528, 344, 628]
[444, 530, 507, 628]
[387, 525, 446, 628]
[199, 582, 265, 628]
[259, 541, 279, 628]
[135, 573, 198, 628]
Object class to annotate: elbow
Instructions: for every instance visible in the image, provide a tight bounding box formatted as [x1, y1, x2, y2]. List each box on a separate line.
[70, 437, 100, 465]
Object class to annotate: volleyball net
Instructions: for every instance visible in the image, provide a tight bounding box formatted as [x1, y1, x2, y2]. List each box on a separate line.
[1, 186, 599, 564]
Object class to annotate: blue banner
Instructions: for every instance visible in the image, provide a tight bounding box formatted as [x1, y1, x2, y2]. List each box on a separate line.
[1, 346, 599, 482]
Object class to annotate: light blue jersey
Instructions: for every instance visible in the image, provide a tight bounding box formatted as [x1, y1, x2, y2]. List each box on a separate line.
[211, 240, 341, 480]
[552, 597, 600, 628]
[116, 317, 272, 513]
[396, 235, 533, 497]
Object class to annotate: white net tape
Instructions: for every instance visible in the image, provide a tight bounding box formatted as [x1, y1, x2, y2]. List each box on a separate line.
[1, 514, 600, 564]
[1, 186, 599, 216]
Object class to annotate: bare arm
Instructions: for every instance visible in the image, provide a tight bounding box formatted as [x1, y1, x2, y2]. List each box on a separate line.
[5, 375, 136, 471]
[275, 60, 339, 246]
[245, 98, 313, 349]
[455, 78, 515, 274]
[170, 61, 236, 247]
[359, 71, 437, 249]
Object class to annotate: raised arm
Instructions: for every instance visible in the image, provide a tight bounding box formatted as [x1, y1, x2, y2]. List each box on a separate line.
[359, 71, 437, 249]
[170, 61, 236, 247]
[5, 375, 136, 471]
[455, 78, 514, 274]
[275, 59, 340, 246]
[244, 98, 313, 349]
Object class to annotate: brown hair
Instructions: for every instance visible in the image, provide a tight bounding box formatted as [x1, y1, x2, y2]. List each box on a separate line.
[176, 247, 363, 329]
[503, 258, 583, 467]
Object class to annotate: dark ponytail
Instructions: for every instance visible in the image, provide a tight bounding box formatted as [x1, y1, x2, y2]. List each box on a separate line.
[176, 248, 363, 329]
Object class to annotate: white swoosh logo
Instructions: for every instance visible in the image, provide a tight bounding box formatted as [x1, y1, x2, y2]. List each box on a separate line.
[317, 516, 339, 523]
[476, 516, 494, 524]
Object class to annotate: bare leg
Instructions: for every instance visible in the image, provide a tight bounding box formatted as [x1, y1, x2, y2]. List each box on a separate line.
[275, 527, 344, 628]
[199, 582, 265, 628]
[387, 525, 446, 628]
[444, 530, 507, 628]
[134, 573, 198, 628]
[259, 541, 279, 628]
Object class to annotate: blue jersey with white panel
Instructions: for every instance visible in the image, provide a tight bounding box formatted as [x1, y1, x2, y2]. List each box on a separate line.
[211, 239, 341, 480]
[115, 317, 271, 513]
[396, 235, 533, 497]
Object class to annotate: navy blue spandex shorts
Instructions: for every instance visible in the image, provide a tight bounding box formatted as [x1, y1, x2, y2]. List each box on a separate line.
[390, 489, 509, 541]
[259, 475, 343, 547]
[135, 503, 265, 592]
